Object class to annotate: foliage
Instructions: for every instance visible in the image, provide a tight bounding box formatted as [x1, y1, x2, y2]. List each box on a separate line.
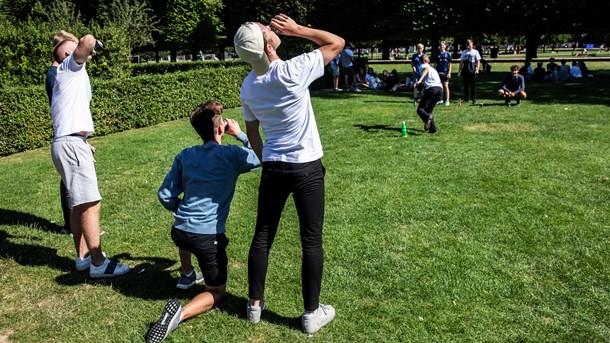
[32, 0, 87, 34]
[130, 59, 246, 76]
[87, 21, 132, 79]
[0, 66, 249, 156]
[98, 0, 159, 53]
[163, 0, 224, 51]
[0, 18, 53, 86]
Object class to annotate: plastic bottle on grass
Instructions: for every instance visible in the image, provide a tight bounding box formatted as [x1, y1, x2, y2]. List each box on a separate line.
[401, 121, 408, 137]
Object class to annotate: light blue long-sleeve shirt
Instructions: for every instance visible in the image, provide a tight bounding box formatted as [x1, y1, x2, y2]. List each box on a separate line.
[158, 132, 260, 234]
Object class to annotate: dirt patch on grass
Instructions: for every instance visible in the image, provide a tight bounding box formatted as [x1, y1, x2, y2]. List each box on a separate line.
[0, 330, 13, 343]
[464, 123, 535, 132]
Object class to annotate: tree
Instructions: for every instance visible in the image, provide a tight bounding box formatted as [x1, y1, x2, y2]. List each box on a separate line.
[99, 0, 158, 55]
[163, 0, 224, 59]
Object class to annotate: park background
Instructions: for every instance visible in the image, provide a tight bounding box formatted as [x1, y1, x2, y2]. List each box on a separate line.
[1, 0, 609, 342]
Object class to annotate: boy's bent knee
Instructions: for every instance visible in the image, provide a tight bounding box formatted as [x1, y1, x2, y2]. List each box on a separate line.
[206, 284, 226, 304]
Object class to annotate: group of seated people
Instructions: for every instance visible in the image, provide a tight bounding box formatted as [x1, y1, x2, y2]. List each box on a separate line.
[352, 67, 415, 92]
[525, 58, 589, 82]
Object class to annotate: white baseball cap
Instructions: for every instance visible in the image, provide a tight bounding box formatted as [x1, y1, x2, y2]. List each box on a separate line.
[234, 22, 269, 76]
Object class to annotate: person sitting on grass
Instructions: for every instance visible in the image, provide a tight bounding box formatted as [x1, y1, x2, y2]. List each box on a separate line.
[498, 65, 527, 106]
[146, 101, 260, 343]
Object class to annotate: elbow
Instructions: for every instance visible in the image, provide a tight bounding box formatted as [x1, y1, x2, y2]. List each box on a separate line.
[79, 35, 96, 50]
[334, 37, 345, 55]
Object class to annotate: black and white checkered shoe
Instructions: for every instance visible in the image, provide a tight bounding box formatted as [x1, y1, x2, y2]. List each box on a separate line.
[146, 299, 183, 343]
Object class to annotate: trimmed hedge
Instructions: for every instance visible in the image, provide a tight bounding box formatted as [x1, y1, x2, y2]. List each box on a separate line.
[0, 65, 249, 156]
[131, 60, 248, 76]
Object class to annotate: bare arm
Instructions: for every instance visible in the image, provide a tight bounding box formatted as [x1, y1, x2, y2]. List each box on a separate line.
[270, 14, 344, 65]
[245, 120, 263, 162]
[73, 35, 96, 65]
[415, 67, 429, 85]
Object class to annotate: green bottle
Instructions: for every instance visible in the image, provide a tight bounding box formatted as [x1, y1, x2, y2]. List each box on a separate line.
[401, 121, 408, 137]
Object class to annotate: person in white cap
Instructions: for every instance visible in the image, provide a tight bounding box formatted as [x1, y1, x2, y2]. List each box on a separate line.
[234, 13, 344, 334]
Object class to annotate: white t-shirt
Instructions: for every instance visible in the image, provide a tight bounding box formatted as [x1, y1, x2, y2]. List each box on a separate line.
[421, 63, 442, 89]
[460, 49, 481, 73]
[240, 49, 325, 163]
[51, 54, 93, 138]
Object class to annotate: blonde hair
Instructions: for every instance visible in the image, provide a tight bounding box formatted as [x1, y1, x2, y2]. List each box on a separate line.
[53, 31, 78, 46]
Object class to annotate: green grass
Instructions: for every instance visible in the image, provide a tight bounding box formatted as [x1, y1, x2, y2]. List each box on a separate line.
[1, 67, 609, 342]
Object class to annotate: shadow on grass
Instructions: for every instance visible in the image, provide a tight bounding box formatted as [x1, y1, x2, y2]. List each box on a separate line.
[219, 293, 301, 330]
[0, 208, 66, 234]
[142, 292, 300, 339]
[354, 124, 425, 137]
[54, 253, 184, 299]
[0, 229, 73, 272]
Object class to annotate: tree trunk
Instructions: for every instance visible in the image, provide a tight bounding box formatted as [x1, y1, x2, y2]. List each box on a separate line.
[155, 50, 160, 63]
[171, 50, 177, 62]
[381, 40, 390, 60]
[525, 32, 540, 61]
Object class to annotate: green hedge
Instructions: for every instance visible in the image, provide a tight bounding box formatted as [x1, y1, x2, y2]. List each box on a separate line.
[131, 60, 248, 76]
[0, 65, 249, 156]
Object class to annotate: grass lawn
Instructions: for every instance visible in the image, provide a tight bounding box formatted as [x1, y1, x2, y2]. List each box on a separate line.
[0, 65, 609, 342]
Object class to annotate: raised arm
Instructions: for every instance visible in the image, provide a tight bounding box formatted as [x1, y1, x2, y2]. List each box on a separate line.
[73, 35, 97, 65]
[270, 14, 344, 65]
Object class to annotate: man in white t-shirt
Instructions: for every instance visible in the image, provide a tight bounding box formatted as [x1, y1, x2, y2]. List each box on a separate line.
[50, 35, 130, 278]
[457, 39, 481, 105]
[414, 55, 443, 133]
[234, 14, 344, 334]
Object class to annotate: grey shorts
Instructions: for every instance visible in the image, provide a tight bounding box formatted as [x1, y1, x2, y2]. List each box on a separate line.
[51, 136, 101, 208]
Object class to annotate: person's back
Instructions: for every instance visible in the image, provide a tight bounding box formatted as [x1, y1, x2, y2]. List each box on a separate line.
[558, 61, 571, 82]
[159, 139, 259, 232]
[570, 61, 582, 79]
[533, 62, 545, 82]
[340, 47, 353, 68]
[150, 102, 260, 343]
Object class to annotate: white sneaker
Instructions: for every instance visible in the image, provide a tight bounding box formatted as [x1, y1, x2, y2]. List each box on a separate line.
[75, 252, 106, 271]
[89, 258, 130, 278]
[436, 100, 444, 105]
[302, 304, 335, 334]
[445, 101, 450, 106]
[246, 298, 265, 324]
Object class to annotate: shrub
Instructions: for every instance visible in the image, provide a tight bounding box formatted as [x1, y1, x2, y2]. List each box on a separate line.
[131, 59, 247, 76]
[0, 65, 249, 156]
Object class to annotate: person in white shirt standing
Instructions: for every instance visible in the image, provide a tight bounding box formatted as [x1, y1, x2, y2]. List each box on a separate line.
[414, 55, 443, 133]
[457, 39, 481, 105]
[50, 34, 130, 278]
[234, 14, 344, 334]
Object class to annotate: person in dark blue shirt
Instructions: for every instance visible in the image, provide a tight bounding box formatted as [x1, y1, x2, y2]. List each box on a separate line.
[498, 65, 527, 105]
[433, 40, 452, 106]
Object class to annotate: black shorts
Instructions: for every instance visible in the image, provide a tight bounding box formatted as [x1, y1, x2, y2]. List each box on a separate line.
[343, 66, 355, 77]
[171, 227, 229, 287]
[438, 73, 449, 83]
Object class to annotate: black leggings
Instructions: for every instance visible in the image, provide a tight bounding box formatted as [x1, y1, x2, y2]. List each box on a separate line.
[248, 159, 325, 311]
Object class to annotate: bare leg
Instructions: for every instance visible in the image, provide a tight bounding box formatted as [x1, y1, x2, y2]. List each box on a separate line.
[181, 285, 226, 321]
[179, 248, 193, 274]
[74, 200, 105, 266]
[70, 207, 89, 259]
